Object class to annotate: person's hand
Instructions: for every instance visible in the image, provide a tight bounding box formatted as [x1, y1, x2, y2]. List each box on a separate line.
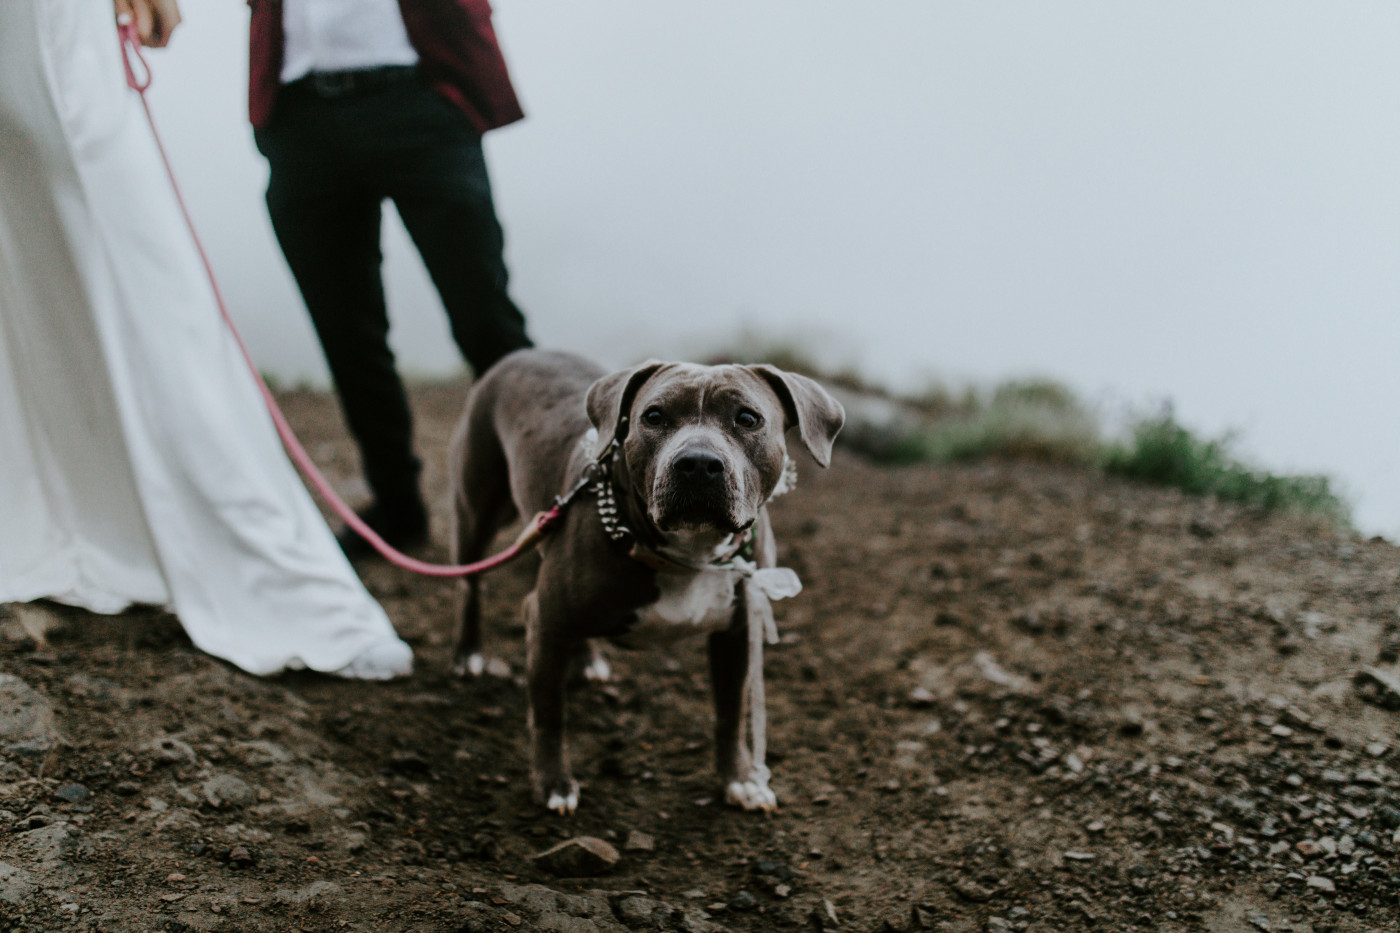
[114, 0, 182, 48]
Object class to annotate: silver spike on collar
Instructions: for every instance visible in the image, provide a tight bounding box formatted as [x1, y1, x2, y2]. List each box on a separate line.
[592, 466, 632, 543]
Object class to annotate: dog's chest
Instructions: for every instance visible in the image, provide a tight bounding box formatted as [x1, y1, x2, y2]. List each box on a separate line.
[617, 571, 739, 648]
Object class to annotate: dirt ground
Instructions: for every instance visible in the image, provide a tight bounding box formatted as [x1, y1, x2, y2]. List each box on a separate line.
[3, 380, 1399, 933]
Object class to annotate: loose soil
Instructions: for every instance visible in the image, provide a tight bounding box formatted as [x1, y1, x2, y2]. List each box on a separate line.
[3, 381, 1399, 933]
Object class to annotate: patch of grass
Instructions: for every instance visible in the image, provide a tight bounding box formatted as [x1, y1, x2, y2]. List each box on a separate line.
[1103, 413, 1350, 524]
[894, 382, 1101, 466]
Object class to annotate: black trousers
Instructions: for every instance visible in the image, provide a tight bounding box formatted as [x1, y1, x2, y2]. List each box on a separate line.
[255, 76, 531, 509]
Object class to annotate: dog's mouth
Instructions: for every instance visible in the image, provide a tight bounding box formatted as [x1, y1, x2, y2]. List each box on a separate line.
[649, 488, 751, 536]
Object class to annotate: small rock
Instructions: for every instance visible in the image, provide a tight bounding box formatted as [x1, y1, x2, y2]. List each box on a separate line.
[1295, 840, 1322, 858]
[974, 652, 1035, 694]
[4, 603, 66, 646]
[530, 836, 620, 877]
[113, 781, 141, 797]
[1063, 851, 1095, 861]
[624, 830, 655, 852]
[615, 895, 658, 925]
[908, 686, 936, 706]
[953, 879, 994, 903]
[1354, 667, 1400, 710]
[144, 734, 197, 763]
[202, 773, 254, 809]
[910, 904, 937, 929]
[729, 890, 758, 911]
[225, 845, 255, 868]
[1364, 742, 1389, 757]
[1306, 875, 1336, 894]
[987, 918, 1014, 933]
[1188, 518, 1219, 539]
[54, 783, 89, 804]
[389, 751, 431, 775]
[298, 880, 343, 910]
[1011, 611, 1045, 634]
[0, 674, 59, 758]
[0, 862, 38, 905]
[15, 821, 83, 864]
[810, 899, 839, 930]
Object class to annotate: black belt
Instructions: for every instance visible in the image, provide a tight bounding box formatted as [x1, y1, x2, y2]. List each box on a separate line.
[287, 65, 419, 99]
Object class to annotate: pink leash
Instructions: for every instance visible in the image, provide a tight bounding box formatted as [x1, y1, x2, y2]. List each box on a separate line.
[117, 24, 559, 577]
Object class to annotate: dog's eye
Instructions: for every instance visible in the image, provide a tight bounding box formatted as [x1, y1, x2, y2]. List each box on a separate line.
[641, 408, 665, 427]
[736, 409, 762, 429]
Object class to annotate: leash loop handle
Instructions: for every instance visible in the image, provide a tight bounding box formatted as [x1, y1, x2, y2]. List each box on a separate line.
[118, 19, 152, 92]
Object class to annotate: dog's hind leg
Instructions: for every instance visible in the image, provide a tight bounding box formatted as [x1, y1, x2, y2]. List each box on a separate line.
[449, 417, 518, 678]
[580, 639, 612, 683]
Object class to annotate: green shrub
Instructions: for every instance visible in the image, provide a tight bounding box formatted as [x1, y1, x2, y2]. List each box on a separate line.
[904, 388, 1101, 465]
[1104, 413, 1350, 523]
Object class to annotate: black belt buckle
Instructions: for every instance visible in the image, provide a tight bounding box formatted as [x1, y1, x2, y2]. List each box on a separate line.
[310, 71, 356, 97]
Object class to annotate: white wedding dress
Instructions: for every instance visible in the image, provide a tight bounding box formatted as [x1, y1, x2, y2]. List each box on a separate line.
[0, 0, 411, 678]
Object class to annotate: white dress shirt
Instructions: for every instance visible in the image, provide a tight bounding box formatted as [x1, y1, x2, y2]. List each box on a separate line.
[280, 0, 419, 84]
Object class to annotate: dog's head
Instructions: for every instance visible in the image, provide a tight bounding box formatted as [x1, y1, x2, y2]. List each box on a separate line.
[586, 361, 845, 539]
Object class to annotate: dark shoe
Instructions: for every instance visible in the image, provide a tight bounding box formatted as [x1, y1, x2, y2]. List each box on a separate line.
[337, 500, 429, 561]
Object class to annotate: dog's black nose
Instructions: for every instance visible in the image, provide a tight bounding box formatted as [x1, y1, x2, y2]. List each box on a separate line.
[674, 449, 726, 481]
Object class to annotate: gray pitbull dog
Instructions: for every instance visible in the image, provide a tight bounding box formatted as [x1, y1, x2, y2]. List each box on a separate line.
[448, 349, 844, 814]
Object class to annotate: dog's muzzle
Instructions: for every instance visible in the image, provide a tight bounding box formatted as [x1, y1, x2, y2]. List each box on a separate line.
[652, 446, 746, 531]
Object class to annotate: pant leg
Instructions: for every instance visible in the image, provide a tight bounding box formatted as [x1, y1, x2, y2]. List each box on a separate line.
[380, 87, 532, 376]
[256, 110, 423, 508]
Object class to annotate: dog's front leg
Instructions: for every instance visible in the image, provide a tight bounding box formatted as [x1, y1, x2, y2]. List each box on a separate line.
[527, 612, 579, 814]
[708, 618, 777, 812]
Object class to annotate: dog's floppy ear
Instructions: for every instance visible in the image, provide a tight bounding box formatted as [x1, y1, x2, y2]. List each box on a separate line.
[586, 360, 669, 446]
[747, 366, 846, 467]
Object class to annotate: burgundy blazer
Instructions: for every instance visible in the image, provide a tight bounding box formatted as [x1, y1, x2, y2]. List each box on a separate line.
[248, 0, 525, 133]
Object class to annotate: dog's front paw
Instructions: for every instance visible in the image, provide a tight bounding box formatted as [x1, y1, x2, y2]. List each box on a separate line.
[725, 778, 777, 812]
[543, 780, 580, 816]
[583, 655, 612, 683]
[453, 653, 511, 679]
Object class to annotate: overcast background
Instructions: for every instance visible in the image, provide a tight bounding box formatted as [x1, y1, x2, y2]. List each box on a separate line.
[140, 1, 1399, 538]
